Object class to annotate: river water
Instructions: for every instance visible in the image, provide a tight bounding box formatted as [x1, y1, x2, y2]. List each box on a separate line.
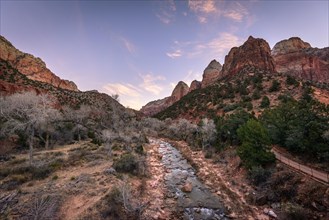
[151, 139, 227, 220]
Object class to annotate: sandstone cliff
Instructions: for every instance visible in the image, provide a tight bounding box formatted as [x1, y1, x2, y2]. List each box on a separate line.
[221, 36, 275, 77]
[0, 35, 78, 91]
[201, 60, 222, 88]
[272, 37, 329, 83]
[189, 80, 202, 92]
[171, 81, 189, 102]
[140, 81, 189, 116]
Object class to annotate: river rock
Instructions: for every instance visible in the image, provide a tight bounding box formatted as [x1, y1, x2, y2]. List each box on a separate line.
[104, 167, 116, 175]
[264, 208, 277, 219]
[182, 182, 193, 192]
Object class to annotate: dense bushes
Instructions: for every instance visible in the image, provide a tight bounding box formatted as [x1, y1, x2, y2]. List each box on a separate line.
[261, 99, 329, 163]
[216, 109, 254, 145]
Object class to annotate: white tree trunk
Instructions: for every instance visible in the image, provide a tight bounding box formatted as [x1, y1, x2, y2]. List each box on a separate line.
[29, 129, 34, 166]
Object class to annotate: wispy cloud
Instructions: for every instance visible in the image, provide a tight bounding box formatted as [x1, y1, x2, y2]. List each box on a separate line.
[139, 74, 166, 95]
[188, 0, 252, 24]
[222, 2, 249, 22]
[156, 0, 177, 24]
[103, 83, 141, 97]
[168, 32, 243, 62]
[121, 37, 135, 54]
[188, 0, 217, 14]
[207, 32, 242, 55]
[183, 70, 202, 86]
[166, 49, 183, 59]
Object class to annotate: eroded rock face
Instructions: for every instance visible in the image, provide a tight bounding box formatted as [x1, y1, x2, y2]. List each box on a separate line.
[140, 81, 189, 116]
[272, 37, 329, 83]
[271, 37, 311, 56]
[201, 60, 222, 88]
[171, 81, 189, 103]
[221, 36, 275, 77]
[189, 80, 201, 92]
[140, 97, 171, 117]
[0, 36, 78, 91]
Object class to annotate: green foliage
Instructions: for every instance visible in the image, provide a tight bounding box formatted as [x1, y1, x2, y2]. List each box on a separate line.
[260, 96, 270, 108]
[261, 100, 329, 162]
[252, 89, 261, 100]
[223, 103, 239, 112]
[269, 79, 281, 92]
[286, 75, 299, 87]
[216, 109, 254, 145]
[237, 119, 275, 169]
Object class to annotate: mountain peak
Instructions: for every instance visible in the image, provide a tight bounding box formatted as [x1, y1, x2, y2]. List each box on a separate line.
[272, 37, 312, 56]
[221, 36, 275, 76]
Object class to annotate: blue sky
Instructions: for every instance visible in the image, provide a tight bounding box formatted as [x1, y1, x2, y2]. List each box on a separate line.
[1, 0, 328, 109]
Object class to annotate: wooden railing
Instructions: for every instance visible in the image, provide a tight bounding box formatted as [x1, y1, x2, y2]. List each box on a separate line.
[271, 148, 329, 184]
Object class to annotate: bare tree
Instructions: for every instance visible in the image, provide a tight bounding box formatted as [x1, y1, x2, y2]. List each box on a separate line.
[0, 92, 58, 165]
[111, 94, 120, 102]
[63, 105, 91, 141]
[102, 129, 118, 157]
[200, 118, 217, 150]
[119, 179, 148, 219]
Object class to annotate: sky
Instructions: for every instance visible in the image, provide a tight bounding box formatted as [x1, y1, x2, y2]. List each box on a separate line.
[0, 0, 328, 110]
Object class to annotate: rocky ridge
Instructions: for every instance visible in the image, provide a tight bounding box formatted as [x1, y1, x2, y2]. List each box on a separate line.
[201, 59, 222, 88]
[272, 37, 329, 83]
[0, 35, 78, 91]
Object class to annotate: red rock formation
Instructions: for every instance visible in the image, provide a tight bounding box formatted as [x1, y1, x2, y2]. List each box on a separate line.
[171, 81, 189, 102]
[189, 80, 201, 92]
[0, 80, 42, 96]
[271, 37, 311, 56]
[140, 81, 190, 116]
[221, 36, 275, 77]
[0, 35, 78, 91]
[272, 37, 329, 83]
[201, 59, 222, 88]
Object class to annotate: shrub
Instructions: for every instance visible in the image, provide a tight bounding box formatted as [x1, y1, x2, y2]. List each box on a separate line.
[269, 80, 281, 92]
[223, 103, 239, 112]
[113, 153, 138, 174]
[281, 203, 308, 220]
[286, 75, 299, 86]
[260, 96, 270, 108]
[248, 166, 271, 186]
[252, 89, 261, 100]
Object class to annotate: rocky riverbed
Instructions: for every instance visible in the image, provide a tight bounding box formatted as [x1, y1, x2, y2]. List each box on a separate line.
[152, 139, 227, 220]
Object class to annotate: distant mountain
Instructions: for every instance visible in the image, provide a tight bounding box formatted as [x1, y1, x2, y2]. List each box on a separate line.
[0, 36, 134, 117]
[140, 81, 189, 116]
[0, 35, 78, 91]
[148, 36, 329, 120]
